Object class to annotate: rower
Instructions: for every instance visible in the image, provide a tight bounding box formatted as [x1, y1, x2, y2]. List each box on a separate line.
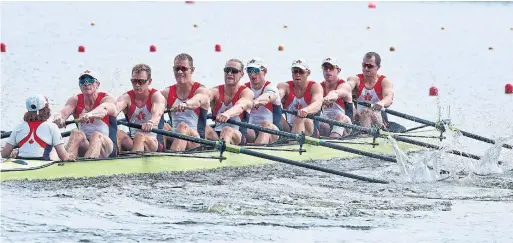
[278, 59, 323, 137]
[53, 70, 118, 159]
[244, 57, 282, 145]
[346, 52, 394, 129]
[319, 57, 354, 138]
[160, 53, 210, 151]
[207, 58, 254, 145]
[116, 64, 166, 152]
[2, 94, 72, 161]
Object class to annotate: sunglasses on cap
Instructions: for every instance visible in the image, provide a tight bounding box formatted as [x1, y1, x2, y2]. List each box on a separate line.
[173, 66, 191, 72]
[362, 63, 376, 69]
[79, 75, 96, 85]
[131, 78, 148, 86]
[246, 67, 261, 74]
[224, 67, 241, 74]
[291, 68, 306, 74]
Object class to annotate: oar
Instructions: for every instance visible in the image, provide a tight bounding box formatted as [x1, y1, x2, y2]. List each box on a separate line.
[354, 100, 513, 150]
[1, 120, 78, 139]
[283, 110, 507, 165]
[117, 120, 389, 184]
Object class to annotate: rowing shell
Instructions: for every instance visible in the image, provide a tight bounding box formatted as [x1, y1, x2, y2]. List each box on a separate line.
[1, 136, 422, 181]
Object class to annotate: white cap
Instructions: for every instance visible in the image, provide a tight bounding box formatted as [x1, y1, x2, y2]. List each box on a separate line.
[26, 94, 47, 112]
[291, 58, 310, 70]
[247, 57, 266, 69]
[79, 69, 100, 80]
[321, 57, 340, 68]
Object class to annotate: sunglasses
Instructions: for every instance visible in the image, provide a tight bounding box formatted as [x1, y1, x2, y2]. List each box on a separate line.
[246, 67, 261, 74]
[291, 68, 306, 74]
[322, 65, 336, 71]
[362, 63, 376, 69]
[131, 78, 148, 86]
[173, 66, 191, 72]
[79, 75, 96, 85]
[224, 67, 241, 74]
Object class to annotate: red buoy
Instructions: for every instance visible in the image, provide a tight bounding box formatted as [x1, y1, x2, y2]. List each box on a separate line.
[505, 83, 513, 94]
[215, 44, 221, 52]
[78, 45, 85, 52]
[429, 86, 439, 96]
[149, 45, 157, 52]
[368, 2, 376, 9]
[1, 42, 5, 52]
[185, 1, 194, 4]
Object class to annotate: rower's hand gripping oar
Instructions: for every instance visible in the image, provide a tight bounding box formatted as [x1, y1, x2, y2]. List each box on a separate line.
[354, 100, 513, 149]
[117, 120, 389, 184]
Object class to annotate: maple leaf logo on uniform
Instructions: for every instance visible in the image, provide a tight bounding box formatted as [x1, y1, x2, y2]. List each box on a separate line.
[136, 111, 146, 120]
[364, 92, 372, 101]
[294, 103, 303, 110]
[28, 139, 34, 144]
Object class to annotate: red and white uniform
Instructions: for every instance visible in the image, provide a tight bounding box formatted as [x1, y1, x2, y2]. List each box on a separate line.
[355, 74, 385, 113]
[283, 81, 315, 126]
[245, 81, 281, 125]
[73, 92, 114, 138]
[212, 85, 247, 132]
[320, 79, 347, 118]
[6, 121, 63, 160]
[166, 82, 203, 130]
[125, 89, 163, 138]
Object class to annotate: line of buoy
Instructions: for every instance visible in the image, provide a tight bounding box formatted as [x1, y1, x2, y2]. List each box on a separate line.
[149, 45, 157, 52]
[506, 84, 513, 94]
[78, 45, 85, 52]
[1, 42, 6, 52]
[368, 2, 376, 9]
[215, 44, 221, 52]
[429, 86, 439, 96]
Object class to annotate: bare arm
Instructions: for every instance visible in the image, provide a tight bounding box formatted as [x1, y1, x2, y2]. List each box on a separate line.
[346, 76, 360, 99]
[53, 96, 78, 127]
[1, 143, 14, 158]
[209, 87, 219, 112]
[115, 93, 131, 117]
[150, 91, 166, 124]
[379, 78, 394, 108]
[87, 94, 118, 118]
[54, 144, 70, 161]
[186, 86, 212, 110]
[277, 82, 289, 104]
[303, 83, 324, 115]
[221, 88, 254, 118]
[254, 87, 278, 106]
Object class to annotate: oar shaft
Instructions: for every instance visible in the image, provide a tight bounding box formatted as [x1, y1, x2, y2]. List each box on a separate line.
[237, 147, 389, 184]
[317, 140, 397, 163]
[458, 131, 513, 149]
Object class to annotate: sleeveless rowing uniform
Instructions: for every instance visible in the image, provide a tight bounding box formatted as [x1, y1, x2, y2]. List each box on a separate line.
[355, 74, 386, 113]
[245, 81, 283, 130]
[166, 82, 207, 138]
[212, 85, 249, 145]
[125, 88, 165, 151]
[320, 80, 347, 118]
[283, 80, 320, 137]
[6, 121, 63, 160]
[73, 92, 118, 157]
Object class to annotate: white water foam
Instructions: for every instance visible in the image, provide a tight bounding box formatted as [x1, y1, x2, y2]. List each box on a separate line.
[386, 135, 433, 183]
[473, 135, 513, 175]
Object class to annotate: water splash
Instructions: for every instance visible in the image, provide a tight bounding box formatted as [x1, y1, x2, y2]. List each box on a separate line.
[473, 135, 513, 175]
[386, 135, 433, 182]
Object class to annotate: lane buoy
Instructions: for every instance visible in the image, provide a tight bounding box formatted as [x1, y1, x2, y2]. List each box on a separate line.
[283, 24, 288, 28]
[505, 83, 513, 94]
[278, 45, 284, 51]
[185, 1, 194, 4]
[429, 86, 439, 96]
[149, 45, 157, 52]
[368, 2, 376, 9]
[489, 47, 494, 50]
[441, 26, 445, 30]
[91, 22, 95, 26]
[367, 26, 371, 30]
[78, 45, 85, 52]
[389, 46, 396, 52]
[215, 44, 221, 52]
[1, 42, 5, 52]
[193, 24, 198, 28]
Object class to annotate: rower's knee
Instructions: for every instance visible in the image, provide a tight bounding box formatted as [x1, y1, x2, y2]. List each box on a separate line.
[134, 132, 147, 142]
[176, 123, 189, 134]
[89, 131, 103, 142]
[292, 116, 304, 124]
[335, 114, 352, 124]
[70, 129, 85, 140]
[260, 121, 273, 128]
[220, 126, 233, 136]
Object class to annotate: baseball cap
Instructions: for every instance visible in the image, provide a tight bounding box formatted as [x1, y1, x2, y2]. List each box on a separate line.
[79, 69, 100, 80]
[322, 57, 340, 68]
[291, 58, 310, 70]
[26, 94, 48, 112]
[247, 57, 266, 69]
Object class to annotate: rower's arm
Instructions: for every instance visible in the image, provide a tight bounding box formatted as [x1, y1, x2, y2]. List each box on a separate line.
[1, 143, 14, 158]
[210, 87, 220, 112]
[380, 77, 394, 108]
[150, 91, 166, 124]
[254, 86, 278, 106]
[337, 82, 353, 103]
[89, 94, 118, 118]
[277, 82, 289, 104]
[56, 96, 78, 121]
[303, 83, 324, 115]
[115, 93, 131, 116]
[187, 86, 212, 110]
[221, 88, 254, 118]
[346, 76, 360, 98]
